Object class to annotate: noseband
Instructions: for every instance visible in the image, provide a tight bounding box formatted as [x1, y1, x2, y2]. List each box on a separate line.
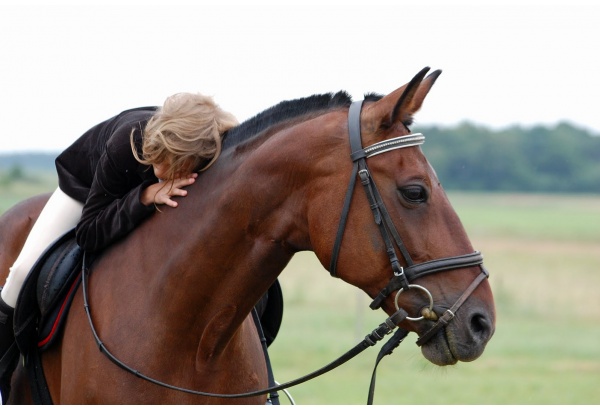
[330, 100, 489, 346]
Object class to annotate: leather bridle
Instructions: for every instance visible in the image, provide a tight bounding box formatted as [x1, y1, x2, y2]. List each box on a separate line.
[330, 100, 490, 346]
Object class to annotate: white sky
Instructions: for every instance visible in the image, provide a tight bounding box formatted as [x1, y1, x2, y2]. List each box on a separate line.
[1, 0, 599, 153]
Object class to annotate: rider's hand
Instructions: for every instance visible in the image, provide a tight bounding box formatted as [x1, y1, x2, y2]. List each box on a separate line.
[141, 173, 198, 208]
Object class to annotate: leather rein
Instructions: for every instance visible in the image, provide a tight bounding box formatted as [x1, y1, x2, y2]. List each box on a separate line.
[80, 100, 489, 404]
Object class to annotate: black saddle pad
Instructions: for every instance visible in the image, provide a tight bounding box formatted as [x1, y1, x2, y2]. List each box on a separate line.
[255, 279, 284, 347]
[14, 229, 82, 355]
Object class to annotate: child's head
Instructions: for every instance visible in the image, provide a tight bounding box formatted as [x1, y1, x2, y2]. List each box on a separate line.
[133, 92, 238, 180]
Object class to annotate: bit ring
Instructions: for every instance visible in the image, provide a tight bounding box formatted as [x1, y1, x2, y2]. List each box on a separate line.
[394, 284, 434, 321]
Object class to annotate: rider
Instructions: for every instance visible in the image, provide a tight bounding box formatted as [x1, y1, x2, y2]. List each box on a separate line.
[0, 92, 238, 403]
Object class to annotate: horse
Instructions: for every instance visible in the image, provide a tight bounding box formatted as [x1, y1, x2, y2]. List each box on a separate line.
[0, 67, 495, 404]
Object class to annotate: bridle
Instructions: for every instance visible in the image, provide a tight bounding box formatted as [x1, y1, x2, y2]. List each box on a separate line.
[80, 100, 489, 404]
[330, 100, 489, 346]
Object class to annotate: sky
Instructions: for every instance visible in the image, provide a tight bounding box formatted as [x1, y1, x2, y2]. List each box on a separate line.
[1, 0, 599, 153]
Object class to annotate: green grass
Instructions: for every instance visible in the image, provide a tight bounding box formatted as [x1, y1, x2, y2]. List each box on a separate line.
[449, 192, 600, 243]
[1, 175, 599, 404]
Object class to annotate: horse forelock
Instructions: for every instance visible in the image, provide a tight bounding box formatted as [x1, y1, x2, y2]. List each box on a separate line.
[222, 91, 353, 150]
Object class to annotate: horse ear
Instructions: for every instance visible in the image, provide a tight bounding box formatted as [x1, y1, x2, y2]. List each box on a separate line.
[394, 68, 442, 125]
[364, 67, 442, 130]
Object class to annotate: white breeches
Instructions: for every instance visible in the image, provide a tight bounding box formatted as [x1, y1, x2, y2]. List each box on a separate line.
[1, 188, 83, 307]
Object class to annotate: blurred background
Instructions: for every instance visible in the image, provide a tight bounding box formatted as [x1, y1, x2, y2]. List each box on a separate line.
[1, 0, 599, 404]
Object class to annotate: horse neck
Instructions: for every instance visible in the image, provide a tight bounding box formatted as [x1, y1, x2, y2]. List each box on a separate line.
[124, 114, 341, 352]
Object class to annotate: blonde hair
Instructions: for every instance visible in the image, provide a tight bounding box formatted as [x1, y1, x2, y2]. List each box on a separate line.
[131, 92, 238, 179]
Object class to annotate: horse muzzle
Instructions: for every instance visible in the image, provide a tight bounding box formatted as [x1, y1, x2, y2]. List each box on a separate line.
[419, 296, 496, 366]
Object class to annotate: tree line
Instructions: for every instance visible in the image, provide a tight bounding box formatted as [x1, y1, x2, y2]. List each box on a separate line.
[417, 122, 600, 193]
[1, 121, 599, 193]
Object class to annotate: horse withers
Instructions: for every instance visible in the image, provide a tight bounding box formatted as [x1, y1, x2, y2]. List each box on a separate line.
[0, 67, 495, 404]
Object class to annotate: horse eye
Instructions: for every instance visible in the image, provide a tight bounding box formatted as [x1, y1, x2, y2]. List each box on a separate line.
[399, 185, 428, 204]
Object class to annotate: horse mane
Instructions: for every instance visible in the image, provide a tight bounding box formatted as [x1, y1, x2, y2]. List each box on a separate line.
[222, 91, 354, 150]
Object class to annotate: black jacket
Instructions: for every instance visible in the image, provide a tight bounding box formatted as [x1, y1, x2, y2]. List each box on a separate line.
[55, 107, 159, 252]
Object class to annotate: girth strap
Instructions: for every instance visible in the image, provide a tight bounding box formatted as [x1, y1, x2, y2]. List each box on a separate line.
[250, 308, 279, 405]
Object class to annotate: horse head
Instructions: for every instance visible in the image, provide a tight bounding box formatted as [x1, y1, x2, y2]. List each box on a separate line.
[309, 67, 496, 366]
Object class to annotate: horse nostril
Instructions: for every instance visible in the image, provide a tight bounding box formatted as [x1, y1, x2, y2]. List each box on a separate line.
[470, 313, 491, 341]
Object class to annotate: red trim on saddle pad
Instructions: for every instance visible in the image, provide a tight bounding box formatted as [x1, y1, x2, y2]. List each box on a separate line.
[37, 277, 80, 348]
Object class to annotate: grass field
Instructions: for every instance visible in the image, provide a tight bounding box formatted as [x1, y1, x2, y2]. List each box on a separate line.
[1, 171, 599, 404]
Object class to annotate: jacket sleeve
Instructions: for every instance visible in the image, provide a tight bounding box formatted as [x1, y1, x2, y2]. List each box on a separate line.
[76, 143, 156, 253]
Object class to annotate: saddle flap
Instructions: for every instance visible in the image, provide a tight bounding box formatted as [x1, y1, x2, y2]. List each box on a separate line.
[14, 229, 83, 354]
[36, 236, 82, 318]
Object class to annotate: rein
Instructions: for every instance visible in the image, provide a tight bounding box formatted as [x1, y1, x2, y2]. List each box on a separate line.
[82, 253, 408, 402]
[80, 100, 489, 404]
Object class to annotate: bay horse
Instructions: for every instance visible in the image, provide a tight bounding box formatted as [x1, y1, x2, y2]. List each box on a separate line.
[0, 67, 495, 404]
